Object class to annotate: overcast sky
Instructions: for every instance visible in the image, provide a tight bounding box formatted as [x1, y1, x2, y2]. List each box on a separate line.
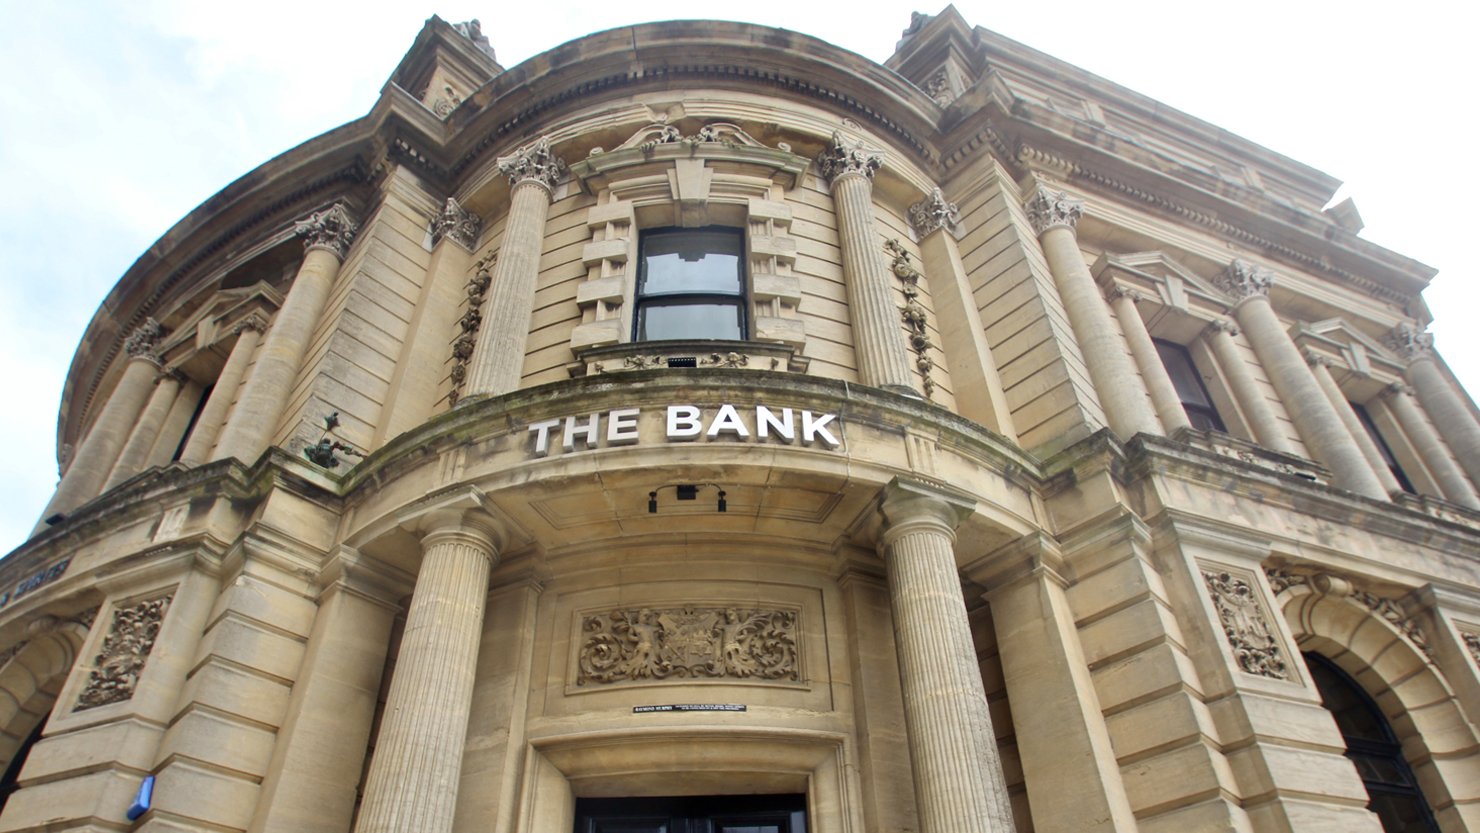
[0, 1, 1471, 554]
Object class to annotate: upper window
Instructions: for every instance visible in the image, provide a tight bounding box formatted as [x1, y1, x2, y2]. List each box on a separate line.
[1154, 339, 1225, 432]
[634, 227, 746, 342]
[1350, 402, 1416, 494]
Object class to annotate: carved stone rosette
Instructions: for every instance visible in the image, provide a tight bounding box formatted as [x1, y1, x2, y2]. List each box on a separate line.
[885, 239, 936, 398]
[123, 318, 164, 365]
[1201, 570, 1289, 680]
[815, 131, 882, 184]
[294, 202, 359, 259]
[75, 594, 172, 711]
[577, 606, 799, 686]
[909, 187, 961, 238]
[1215, 259, 1274, 301]
[1024, 186, 1082, 235]
[1387, 322, 1435, 363]
[496, 136, 566, 192]
[432, 197, 483, 250]
[448, 252, 495, 405]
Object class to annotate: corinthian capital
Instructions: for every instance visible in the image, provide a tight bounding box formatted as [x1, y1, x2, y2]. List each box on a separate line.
[816, 131, 882, 185]
[1024, 186, 1083, 235]
[123, 318, 164, 361]
[295, 203, 359, 259]
[1215, 259, 1274, 301]
[496, 137, 566, 192]
[1387, 322, 1435, 363]
[432, 197, 483, 250]
[908, 187, 961, 238]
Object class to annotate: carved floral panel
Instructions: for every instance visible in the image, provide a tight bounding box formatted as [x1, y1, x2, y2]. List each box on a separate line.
[1201, 570, 1289, 680]
[578, 606, 799, 686]
[75, 595, 172, 711]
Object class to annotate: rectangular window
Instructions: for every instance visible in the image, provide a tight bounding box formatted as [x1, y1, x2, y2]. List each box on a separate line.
[634, 227, 746, 342]
[1350, 401, 1416, 494]
[1154, 339, 1225, 432]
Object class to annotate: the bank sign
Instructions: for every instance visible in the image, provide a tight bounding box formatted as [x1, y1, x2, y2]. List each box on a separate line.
[529, 404, 842, 457]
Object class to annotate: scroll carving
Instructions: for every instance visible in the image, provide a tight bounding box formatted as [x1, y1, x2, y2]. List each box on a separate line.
[577, 606, 799, 686]
[1201, 570, 1289, 679]
[885, 239, 936, 398]
[448, 251, 495, 405]
[75, 595, 172, 711]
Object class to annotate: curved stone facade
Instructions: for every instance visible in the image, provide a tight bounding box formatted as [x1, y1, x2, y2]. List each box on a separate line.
[4, 9, 1480, 833]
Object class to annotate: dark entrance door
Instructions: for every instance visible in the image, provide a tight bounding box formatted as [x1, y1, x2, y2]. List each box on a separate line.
[574, 793, 808, 833]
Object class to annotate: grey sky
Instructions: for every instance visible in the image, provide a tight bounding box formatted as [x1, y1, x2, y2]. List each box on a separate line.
[1, 1, 1471, 554]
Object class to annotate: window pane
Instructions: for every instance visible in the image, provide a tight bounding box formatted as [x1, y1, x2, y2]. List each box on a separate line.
[1154, 340, 1214, 409]
[637, 300, 743, 341]
[640, 229, 743, 296]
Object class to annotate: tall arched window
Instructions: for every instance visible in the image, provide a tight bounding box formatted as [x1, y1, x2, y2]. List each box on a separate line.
[1304, 652, 1439, 832]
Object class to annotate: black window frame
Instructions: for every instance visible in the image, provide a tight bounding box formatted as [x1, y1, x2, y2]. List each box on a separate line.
[1152, 338, 1226, 433]
[574, 793, 807, 833]
[633, 226, 748, 343]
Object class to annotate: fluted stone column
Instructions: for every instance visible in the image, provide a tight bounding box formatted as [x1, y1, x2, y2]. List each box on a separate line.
[1306, 352, 1402, 495]
[1107, 285, 1187, 433]
[1026, 187, 1159, 439]
[353, 513, 498, 833]
[817, 132, 918, 395]
[1384, 382, 1480, 508]
[879, 479, 1014, 833]
[1215, 261, 1387, 498]
[102, 369, 183, 491]
[214, 204, 358, 464]
[1390, 323, 1480, 488]
[179, 316, 267, 464]
[464, 138, 564, 399]
[1203, 319, 1294, 453]
[34, 319, 165, 531]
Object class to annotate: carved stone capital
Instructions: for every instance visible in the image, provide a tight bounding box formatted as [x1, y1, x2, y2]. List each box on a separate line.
[294, 203, 359, 259]
[1303, 349, 1333, 368]
[816, 131, 882, 185]
[123, 318, 163, 362]
[496, 136, 566, 192]
[1387, 322, 1435, 363]
[1208, 318, 1240, 337]
[1215, 259, 1274, 301]
[1386, 381, 1417, 398]
[908, 187, 961, 238]
[1024, 186, 1083, 235]
[1105, 285, 1143, 304]
[432, 197, 483, 250]
[233, 313, 269, 336]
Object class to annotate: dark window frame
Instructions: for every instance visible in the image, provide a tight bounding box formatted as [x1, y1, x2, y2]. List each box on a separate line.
[633, 226, 748, 343]
[1350, 401, 1416, 494]
[1152, 338, 1225, 433]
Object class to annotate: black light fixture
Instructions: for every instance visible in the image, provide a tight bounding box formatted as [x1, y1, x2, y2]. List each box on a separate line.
[648, 491, 658, 514]
[717, 490, 727, 513]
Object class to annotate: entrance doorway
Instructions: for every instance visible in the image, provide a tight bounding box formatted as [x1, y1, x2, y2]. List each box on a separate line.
[574, 793, 807, 833]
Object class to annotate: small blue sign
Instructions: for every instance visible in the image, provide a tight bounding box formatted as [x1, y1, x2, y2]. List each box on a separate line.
[126, 775, 154, 820]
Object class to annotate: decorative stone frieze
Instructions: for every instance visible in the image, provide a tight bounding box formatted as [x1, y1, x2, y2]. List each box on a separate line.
[1215, 259, 1274, 301]
[885, 239, 937, 398]
[448, 252, 494, 406]
[496, 136, 566, 191]
[123, 318, 164, 360]
[1024, 186, 1082, 235]
[1201, 569, 1290, 679]
[431, 197, 482, 250]
[577, 606, 799, 685]
[1264, 568, 1309, 596]
[294, 202, 359, 259]
[1263, 568, 1433, 659]
[75, 594, 172, 711]
[908, 187, 961, 238]
[816, 130, 882, 184]
[923, 69, 953, 106]
[1387, 322, 1435, 362]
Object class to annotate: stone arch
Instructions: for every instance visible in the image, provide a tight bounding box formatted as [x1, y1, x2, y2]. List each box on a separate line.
[0, 620, 90, 770]
[1274, 577, 1480, 831]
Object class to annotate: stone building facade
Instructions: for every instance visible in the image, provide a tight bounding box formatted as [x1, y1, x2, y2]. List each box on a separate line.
[2, 8, 1479, 833]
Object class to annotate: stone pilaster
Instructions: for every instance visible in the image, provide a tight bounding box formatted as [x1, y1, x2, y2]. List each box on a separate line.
[34, 319, 165, 532]
[1384, 382, 1480, 508]
[818, 131, 918, 395]
[1215, 261, 1386, 498]
[179, 316, 266, 464]
[1203, 318, 1294, 453]
[353, 513, 499, 833]
[464, 138, 564, 399]
[1389, 322, 1480, 488]
[214, 205, 358, 464]
[879, 478, 1014, 833]
[1026, 186, 1160, 439]
[1305, 352, 1402, 495]
[102, 369, 183, 491]
[1108, 285, 1187, 433]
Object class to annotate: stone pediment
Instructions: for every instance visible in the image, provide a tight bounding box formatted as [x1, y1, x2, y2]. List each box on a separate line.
[1092, 251, 1224, 314]
[569, 122, 810, 194]
[1293, 318, 1406, 379]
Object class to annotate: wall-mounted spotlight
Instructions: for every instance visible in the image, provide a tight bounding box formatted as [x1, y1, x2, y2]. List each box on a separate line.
[648, 491, 658, 514]
[646, 484, 728, 514]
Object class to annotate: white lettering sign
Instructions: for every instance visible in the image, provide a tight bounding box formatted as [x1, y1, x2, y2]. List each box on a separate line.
[528, 404, 842, 457]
